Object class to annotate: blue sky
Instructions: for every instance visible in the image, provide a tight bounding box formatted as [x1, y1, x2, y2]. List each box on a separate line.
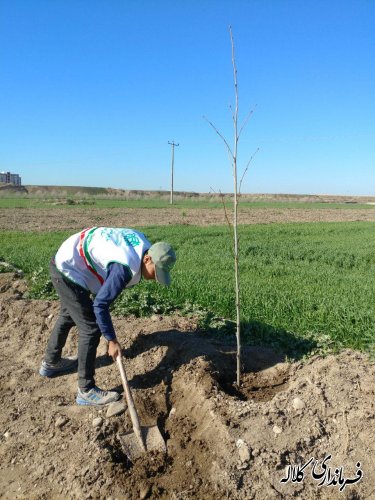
[1, 0, 374, 195]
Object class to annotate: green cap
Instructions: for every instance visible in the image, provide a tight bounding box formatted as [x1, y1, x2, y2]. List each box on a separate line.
[148, 242, 176, 286]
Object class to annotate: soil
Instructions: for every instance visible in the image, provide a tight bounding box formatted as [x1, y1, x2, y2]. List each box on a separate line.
[2, 206, 375, 231]
[0, 273, 374, 499]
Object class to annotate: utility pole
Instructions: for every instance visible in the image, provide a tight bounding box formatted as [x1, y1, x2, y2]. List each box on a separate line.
[168, 140, 179, 205]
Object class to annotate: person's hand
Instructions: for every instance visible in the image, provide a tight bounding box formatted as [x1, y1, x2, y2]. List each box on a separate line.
[108, 339, 122, 361]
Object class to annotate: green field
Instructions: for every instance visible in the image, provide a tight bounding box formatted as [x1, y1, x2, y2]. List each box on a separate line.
[0, 196, 375, 210]
[1, 222, 374, 358]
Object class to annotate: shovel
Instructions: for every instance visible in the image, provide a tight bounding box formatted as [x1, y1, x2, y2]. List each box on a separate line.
[116, 354, 166, 460]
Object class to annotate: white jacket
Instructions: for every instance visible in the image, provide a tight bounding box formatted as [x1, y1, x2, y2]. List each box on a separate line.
[55, 227, 151, 293]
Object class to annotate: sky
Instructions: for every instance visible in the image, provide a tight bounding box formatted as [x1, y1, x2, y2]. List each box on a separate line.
[0, 0, 374, 195]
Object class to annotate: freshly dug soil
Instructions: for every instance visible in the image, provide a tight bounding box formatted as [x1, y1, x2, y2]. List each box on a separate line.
[0, 273, 374, 499]
[2, 206, 375, 231]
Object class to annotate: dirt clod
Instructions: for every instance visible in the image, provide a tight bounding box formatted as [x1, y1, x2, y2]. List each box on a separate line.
[236, 439, 251, 463]
[92, 417, 103, 428]
[106, 401, 127, 418]
[292, 396, 305, 410]
[55, 416, 69, 429]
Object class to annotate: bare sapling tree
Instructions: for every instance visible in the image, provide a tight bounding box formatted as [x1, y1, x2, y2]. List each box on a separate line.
[204, 26, 258, 386]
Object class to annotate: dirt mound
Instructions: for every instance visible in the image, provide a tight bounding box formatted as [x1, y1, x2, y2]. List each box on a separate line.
[0, 273, 374, 499]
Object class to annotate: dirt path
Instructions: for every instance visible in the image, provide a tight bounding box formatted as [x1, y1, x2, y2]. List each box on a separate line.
[0, 273, 374, 499]
[2, 206, 375, 231]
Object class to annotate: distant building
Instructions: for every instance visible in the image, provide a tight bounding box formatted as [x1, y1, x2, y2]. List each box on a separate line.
[0, 171, 22, 186]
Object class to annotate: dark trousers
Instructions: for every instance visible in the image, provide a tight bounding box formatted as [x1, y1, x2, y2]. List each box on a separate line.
[44, 261, 101, 390]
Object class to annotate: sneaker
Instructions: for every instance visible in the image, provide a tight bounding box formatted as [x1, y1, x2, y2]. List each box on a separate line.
[39, 357, 78, 377]
[76, 386, 120, 406]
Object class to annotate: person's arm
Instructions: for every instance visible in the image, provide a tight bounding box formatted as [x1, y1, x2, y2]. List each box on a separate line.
[93, 263, 132, 359]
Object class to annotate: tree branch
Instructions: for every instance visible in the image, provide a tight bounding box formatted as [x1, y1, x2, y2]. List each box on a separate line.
[238, 104, 257, 140]
[239, 148, 260, 195]
[203, 115, 234, 159]
[209, 186, 232, 228]
[209, 187, 234, 257]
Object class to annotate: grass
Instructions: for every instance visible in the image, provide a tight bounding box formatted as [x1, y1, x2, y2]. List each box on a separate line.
[1, 222, 375, 359]
[1, 196, 375, 210]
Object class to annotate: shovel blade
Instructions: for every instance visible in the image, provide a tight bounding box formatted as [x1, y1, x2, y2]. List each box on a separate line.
[118, 425, 166, 461]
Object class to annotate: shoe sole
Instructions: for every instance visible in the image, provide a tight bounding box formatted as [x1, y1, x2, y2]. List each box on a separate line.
[39, 367, 56, 377]
[39, 363, 78, 377]
[76, 396, 120, 406]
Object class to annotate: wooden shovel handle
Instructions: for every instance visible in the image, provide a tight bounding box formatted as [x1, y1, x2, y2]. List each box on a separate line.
[116, 355, 146, 451]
